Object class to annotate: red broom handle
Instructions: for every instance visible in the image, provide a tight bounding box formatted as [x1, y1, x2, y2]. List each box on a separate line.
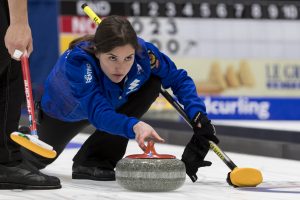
[20, 54, 37, 135]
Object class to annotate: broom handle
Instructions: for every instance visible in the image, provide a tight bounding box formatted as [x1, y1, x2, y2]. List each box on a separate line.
[81, 3, 102, 25]
[160, 89, 237, 170]
[21, 53, 38, 136]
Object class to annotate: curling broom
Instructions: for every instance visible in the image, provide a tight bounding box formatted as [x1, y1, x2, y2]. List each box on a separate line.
[160, 89, 263, 187]
[10, 51, 57, 159]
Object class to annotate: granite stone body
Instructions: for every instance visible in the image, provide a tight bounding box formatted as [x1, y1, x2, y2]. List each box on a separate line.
[116, 158, 186, 192]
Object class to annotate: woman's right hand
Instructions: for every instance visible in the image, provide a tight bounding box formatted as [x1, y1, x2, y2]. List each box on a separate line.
[133, 121, 165, 151]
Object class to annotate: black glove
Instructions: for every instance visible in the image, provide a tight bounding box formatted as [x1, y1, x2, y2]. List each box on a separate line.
[181, 134, 212, 182]
[181, 112, 219, 182]
[192, 112, 219, 145]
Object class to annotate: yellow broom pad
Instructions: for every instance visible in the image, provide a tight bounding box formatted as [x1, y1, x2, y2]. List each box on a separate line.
[230, 167, 263, 187]
[10, 132, 57, 159]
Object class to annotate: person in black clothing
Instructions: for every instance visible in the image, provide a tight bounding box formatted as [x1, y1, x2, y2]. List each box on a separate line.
[0, 0, 61, 189]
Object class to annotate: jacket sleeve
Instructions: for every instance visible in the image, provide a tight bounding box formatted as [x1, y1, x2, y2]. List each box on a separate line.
[146, 42, 207, 119]
[65, 53, 139, 139]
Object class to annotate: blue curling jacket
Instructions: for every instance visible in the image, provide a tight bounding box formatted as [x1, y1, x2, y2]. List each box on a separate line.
[41, 38, 206, 139]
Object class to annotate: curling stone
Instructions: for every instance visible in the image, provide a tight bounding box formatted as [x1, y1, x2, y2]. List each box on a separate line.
[115, 141, 186, 192]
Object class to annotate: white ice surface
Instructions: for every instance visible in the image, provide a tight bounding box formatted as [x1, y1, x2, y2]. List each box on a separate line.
[1, 133, 299, 200]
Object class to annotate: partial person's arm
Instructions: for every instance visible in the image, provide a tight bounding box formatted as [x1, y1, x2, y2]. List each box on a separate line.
[5, 0, 33, 59]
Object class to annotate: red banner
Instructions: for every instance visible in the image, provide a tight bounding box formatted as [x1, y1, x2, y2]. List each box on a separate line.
[60, 16, 97, 34]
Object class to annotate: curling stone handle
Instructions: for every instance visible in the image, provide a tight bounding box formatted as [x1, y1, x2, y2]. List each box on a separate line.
[144, 140, 158, 156]
[126, 140, 176, 159]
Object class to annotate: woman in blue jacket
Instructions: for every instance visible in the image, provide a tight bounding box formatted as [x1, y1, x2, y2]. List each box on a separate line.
[23, 16, 219, 182]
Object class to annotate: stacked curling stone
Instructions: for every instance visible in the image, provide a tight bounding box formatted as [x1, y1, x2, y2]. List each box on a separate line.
[116, 141, 186, 192]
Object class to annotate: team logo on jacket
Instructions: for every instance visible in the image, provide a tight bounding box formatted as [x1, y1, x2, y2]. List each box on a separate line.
[137, 64, 143, 74]
[84, 63, 93, 83]
[126, 79, 140, 94]
[147, 50, 159, 69]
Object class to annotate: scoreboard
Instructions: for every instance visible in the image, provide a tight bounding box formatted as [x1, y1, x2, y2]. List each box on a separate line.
[60, 0, 300, 57]
[61, 0, 300, 20]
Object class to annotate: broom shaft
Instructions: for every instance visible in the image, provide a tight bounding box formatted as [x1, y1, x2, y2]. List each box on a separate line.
[160, 88, 237, 170]
[21, 55, 37, 135]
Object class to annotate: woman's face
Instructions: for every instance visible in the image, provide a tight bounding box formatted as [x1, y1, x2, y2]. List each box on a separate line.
[96, 44, 135, 83]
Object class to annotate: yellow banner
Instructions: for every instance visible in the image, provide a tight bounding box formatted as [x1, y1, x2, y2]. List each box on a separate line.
[173, 58, 300, 97]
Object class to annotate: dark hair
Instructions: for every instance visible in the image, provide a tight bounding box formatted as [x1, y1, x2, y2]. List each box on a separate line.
[69, 16, 139, 54]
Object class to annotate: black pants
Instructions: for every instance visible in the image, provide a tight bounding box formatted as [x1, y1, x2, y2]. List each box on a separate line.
[23, 76, 161, 170]
[0, 0, 24, 164]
